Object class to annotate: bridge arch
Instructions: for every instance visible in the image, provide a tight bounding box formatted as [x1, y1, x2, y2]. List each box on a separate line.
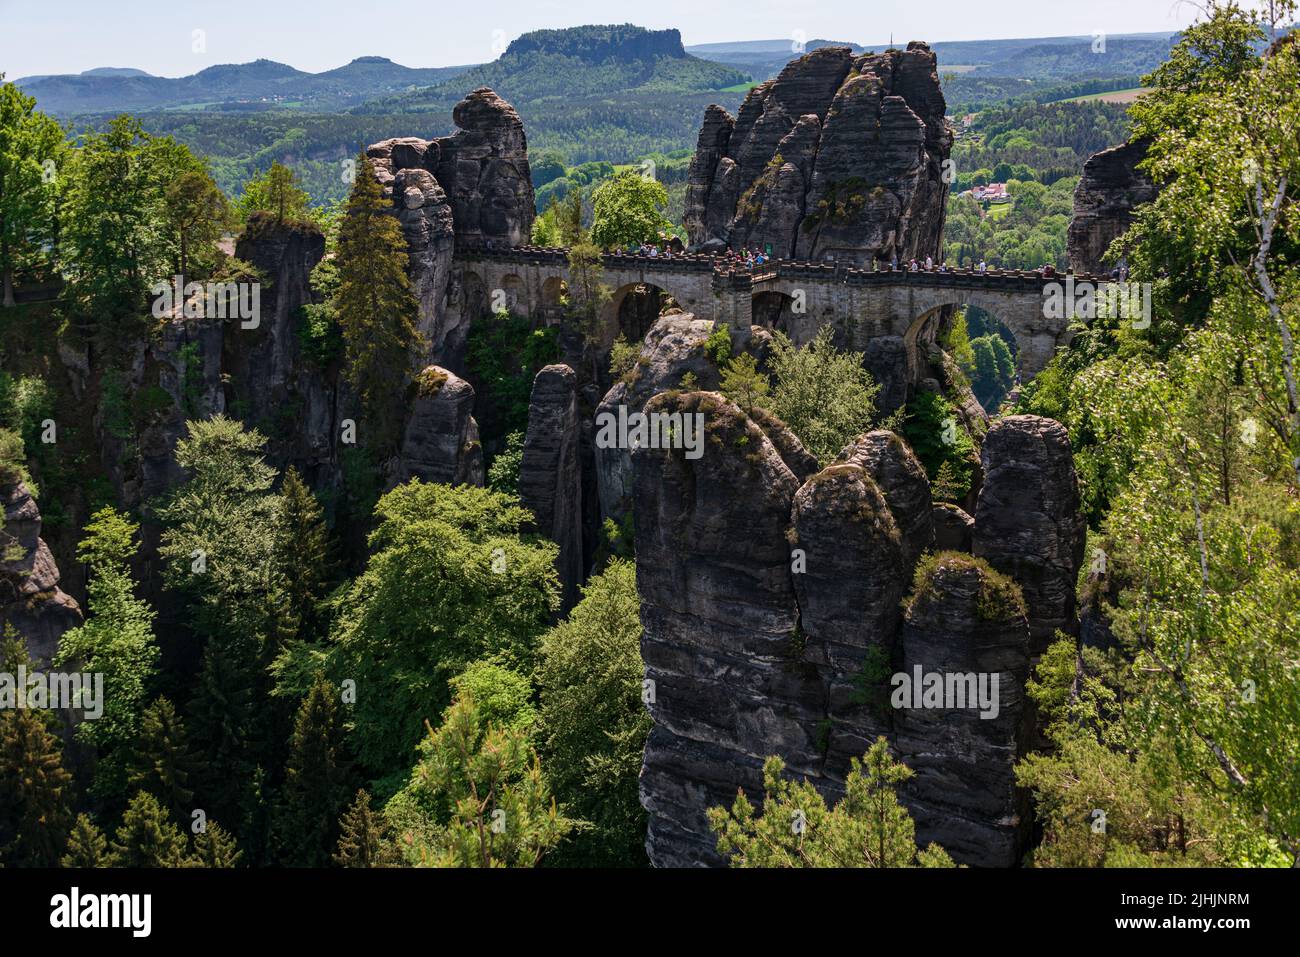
[457, 270, 490, 322]
[894, 285, 1069, 386]
[538, 275, 568, 327]
[752, 290, 797, 334]
[601, 281, 681, 346]
[498, 273, 527, 317]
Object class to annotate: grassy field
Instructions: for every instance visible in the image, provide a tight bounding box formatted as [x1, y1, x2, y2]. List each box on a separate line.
[1060, 86, 1151, 104]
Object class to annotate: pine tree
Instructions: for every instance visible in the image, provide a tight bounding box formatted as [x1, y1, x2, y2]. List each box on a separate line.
[334, 153, 421, 450]
[567, 240, 611, 381]
[109, 791, 188, 867]
[187, 640, 259, 842]
[708, 737, 955, 867]
[53, 507, 159, 806]
[931, 460, 965, 503]
[277, 466, 332, 642]
[719, 352, 771, 414]
[274, 672, 354, 867]
[127, 696, 198, 824]
[62, 814, 109, 867]
[188, 821, 244, 867]
[333, 789, 395, 867]
[387, 692, 576, 868]
[0, 636, 73, 866]
[560, 187, 584, 246]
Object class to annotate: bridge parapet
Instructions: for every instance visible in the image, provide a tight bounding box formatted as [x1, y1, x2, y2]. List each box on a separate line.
[453, 241, 1109, 292]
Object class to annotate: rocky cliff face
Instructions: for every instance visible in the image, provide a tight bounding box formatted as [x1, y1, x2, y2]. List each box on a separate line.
[684, 43, 951, 265]
[972, 415, 1086, 652]
[1, 478, 82, 666]
[229, 216, 341, 484]
[519, 364, 584, 612]
[633, 392, 1082, 866]
[367, 88, 534, 362]
[894, 555, 1031, 865]
[594, 314, 725, 524]
[1067, 139, 1157, 274]
[394, 366, 485, 488]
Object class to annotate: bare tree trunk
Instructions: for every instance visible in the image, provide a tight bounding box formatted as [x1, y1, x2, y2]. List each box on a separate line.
[1252, 175, 1298, 486]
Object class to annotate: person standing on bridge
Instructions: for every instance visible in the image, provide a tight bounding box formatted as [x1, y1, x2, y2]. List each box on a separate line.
[925, 255, 934, 271]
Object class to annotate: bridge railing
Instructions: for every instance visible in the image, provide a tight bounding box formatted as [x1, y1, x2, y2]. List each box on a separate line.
[452, 241, 1108, 287]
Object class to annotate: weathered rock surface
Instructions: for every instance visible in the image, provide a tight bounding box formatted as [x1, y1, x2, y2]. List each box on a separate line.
[394, 367, 485, 487]
[746, 407, 820, 483]
[894, 554, 1031, 866]
[634, 392, 812, 866]
[634, 407, 1078, 866]
[837, 429, 934, 567]
[1, 479, 83, 665]
[973, 415, 1085, 650]
[594, 314, 723, 523]
[434, 88, 535, 246]
[685, 43, 951, 265]
[790, 463, 906, 764]
[1067, 139, 1157, 274]
[520, 364, 583, 611]
[367, 88, 534, 362]
[932, 502, 974, 552]
[91, 314, 227, 510]
[228, 216, 337, 479]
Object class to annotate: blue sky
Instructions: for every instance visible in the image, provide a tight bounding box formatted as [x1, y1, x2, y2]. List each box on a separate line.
[1, 0, 1208, 78]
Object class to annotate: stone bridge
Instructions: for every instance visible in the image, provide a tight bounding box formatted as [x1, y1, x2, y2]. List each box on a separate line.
[450, 243, 1105, 379]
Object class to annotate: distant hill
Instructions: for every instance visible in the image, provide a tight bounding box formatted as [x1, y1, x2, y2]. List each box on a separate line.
[685, 31, 1180, 82]
[17, 56, 475, 114]
[971, 35, 1177, 79]
[354, 24, 747, 114]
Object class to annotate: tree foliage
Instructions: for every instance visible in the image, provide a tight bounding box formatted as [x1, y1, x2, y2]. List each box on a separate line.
[708, 738, 955, 867]
[767, 326, 880, 464]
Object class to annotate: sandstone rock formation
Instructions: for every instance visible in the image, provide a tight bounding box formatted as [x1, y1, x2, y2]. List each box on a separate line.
[1067, 139, 1158, 274]
[972, 415, 1085, 651]
[229, 216, 338, 479]
[837, 429, 935, 567]
[394, 366, 484, 488]
[434, 89, 535, 246]
[633, 391, 811, 866]
[684, 43, 952, 265]
[91, 315, 226, 509]
[893, 553, 1031, 866]
[633, 396, 1084, 866]
[1, 478, 82, 666]
[367, 88, 534, 362]
[932, 502, 974, 552]
[519, 364, 584, 611]
[594, 314, 724, 523]
[366, 147, 456, 352]
[790, 463, 906, 767]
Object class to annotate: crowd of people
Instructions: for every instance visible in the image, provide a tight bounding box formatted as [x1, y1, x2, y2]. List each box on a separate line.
[606, 238, 1096, 279]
